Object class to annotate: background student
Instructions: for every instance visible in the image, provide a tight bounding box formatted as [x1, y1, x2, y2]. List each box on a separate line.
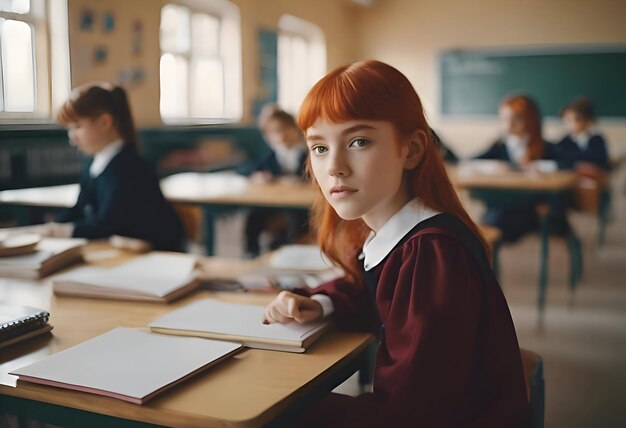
[556, 97, 610, 171]
[556, 97, 611, 219]
[263, 60, 528, 427]
[239, 105, 309, 257]
[50, 82, 185, 251]
[475, 94, 570, 241]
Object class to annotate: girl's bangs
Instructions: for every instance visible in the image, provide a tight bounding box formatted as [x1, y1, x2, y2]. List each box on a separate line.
[298, 69, 382, 132]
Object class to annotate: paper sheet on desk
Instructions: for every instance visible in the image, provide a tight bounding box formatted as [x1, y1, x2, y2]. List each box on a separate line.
[10, 328, 241, 404]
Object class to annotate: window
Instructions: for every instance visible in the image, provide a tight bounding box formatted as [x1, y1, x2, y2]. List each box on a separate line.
[159, 1, 241, 122]
[0, 0, 70, 121]
[278, 15, 326, 115]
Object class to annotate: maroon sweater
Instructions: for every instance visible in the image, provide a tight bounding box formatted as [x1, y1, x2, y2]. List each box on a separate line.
[297, 220, 528, 427]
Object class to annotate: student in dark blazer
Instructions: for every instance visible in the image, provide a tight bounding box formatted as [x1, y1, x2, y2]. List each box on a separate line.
[556, 97, 610, 171]
[239, 106, 309, 257]
[51, 83, 184, 251]
[475, 94, 568, 241]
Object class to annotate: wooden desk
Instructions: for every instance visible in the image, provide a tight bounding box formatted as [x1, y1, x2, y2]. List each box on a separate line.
[452, 167, 579, 318]
[160, 172, 314, 209]
[0, 184, 77, 208]
[0, 246, 372, 427]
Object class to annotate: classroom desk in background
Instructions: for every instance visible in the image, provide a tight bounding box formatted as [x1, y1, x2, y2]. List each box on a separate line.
[0, 172, 316, 255]
[450, 167, 579, 319]
[0, 243, 373, 428]
[160, 172, 314, 255]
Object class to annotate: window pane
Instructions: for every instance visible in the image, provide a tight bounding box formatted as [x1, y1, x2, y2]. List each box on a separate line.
[1, 19, 34, 112]
[0, 0, 30, 14]
[160, 53, 188, 118]
[191, 13, 219, 57]
[0, 19, 3, 112]
[190, 58, 224, 118]
[290, 35, 309, 110]
[278, 34, 292, 111]
[160, 4, 190, 53]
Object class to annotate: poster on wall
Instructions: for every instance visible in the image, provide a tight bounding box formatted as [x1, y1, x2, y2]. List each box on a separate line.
[79, 9, 94, 31]
[94, 46, 108, 64]
[103, 12, 115, 32]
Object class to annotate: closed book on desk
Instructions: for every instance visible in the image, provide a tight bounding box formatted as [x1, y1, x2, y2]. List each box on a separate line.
[10, 327, 242, 404]
[0, 238, 86, 279]
[149, 299, 329, 353]
[52, 253, 200, 303]
[0, 303, 53, 349]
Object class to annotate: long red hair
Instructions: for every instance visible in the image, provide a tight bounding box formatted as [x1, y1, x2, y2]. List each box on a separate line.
[298, 60, 489, 281]
[500, 94, 545, 162]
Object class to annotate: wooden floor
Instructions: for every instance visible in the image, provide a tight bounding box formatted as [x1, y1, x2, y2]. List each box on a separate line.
[208, 166, 626, 427]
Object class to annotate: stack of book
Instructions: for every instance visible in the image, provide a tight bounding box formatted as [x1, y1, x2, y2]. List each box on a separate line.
[0, 237, 87, 279]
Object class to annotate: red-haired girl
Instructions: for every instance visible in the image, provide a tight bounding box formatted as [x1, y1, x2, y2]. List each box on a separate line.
[263, 61, 528, 427]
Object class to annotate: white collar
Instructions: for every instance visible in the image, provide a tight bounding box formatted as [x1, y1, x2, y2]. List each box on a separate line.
[274, 145, 305, 174]
[90, 139, 124, 177]
[504, 135, 529, 166]
[572, 131, 592, 151]
[359, 198, 441, 271]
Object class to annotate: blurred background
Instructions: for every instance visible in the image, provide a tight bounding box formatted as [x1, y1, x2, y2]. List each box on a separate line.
[1, 1, 625, 426]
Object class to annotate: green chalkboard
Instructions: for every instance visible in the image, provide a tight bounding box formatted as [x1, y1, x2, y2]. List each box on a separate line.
[440, 48, 626, 118]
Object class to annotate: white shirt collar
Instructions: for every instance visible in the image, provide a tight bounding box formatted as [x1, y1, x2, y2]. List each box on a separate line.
[572, 131, 592, 151]
[359, 198, 441, 271]
[504, 135, 529, 166]
[90, 139, 124, 177]
[274, 145, 305, 175]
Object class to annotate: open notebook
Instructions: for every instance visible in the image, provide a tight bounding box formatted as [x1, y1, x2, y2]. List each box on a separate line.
[0, 237, 86, 279]
[149, 299, 330, 353]
[52, 253, 200, 303]
[10, 327, 242, 404]
[0, 303, 53, 349]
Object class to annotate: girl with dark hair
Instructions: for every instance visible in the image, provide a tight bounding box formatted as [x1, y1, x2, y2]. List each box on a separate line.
[262, 61, 528, 427]
[51, 82, 184, 251]
[556, 97, 610, 170]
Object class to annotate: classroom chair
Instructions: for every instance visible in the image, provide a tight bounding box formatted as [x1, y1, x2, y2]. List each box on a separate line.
[520, 348, 545, 428]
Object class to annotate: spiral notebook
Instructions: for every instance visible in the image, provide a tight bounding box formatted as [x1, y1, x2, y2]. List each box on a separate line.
[0, 303, 53, 349]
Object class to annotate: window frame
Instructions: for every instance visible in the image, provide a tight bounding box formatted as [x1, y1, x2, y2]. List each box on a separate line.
[0, 0, 70, 123]
[159, 1, 242, 124]
[277, 14, 326, 116]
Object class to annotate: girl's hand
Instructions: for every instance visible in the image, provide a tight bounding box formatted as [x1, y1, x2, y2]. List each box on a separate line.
[263, 291, 323, 324]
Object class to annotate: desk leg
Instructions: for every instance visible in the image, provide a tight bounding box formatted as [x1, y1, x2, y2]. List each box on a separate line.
[202, 206, 216, 256]
[538, 207, 550, 323]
